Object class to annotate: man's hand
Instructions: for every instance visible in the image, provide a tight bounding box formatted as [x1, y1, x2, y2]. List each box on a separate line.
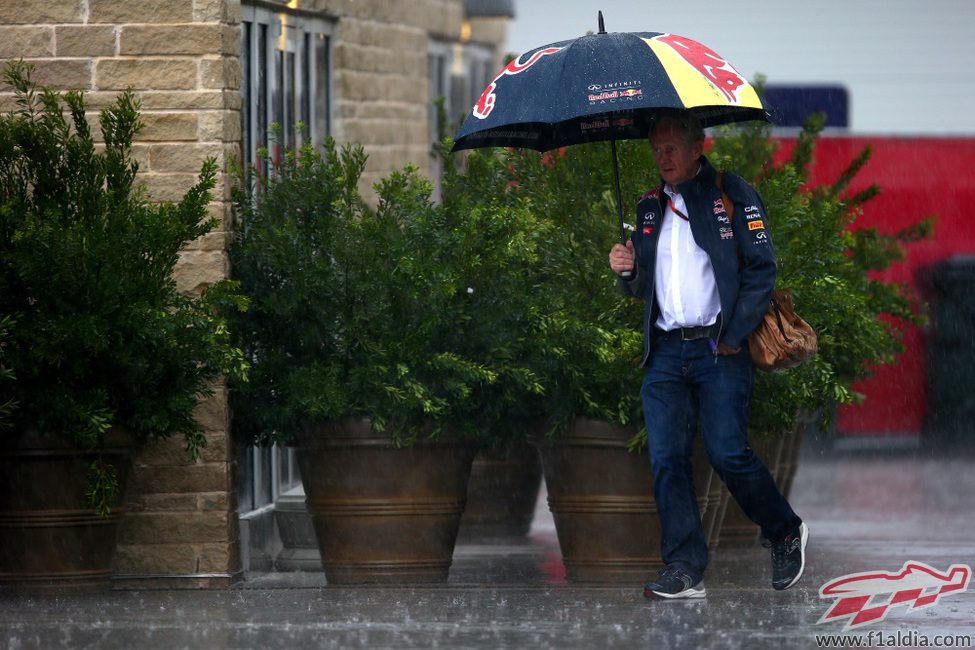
[609, 241, 635, 275]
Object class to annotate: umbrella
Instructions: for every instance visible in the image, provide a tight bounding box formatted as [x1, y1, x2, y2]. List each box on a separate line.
[451, 12, 769, 245]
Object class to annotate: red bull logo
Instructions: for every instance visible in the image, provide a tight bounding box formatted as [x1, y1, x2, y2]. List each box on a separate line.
[818, 561, 972, 630]
[473, 47, 563, 120]
[654, 34, 746, 103]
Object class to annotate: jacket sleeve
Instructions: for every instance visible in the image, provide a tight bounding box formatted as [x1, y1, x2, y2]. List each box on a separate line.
[721, 174, 777, 350]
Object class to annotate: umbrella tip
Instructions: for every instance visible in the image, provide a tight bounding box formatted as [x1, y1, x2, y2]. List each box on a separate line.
[597, 10, 606, 34]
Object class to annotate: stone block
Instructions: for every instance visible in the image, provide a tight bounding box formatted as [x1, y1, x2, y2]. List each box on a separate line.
[182, 229, 232, 253]
[138, 90, 227, 111]
[198, 434, 230, 465]
[195, 0, 240, 24]
[0, 27, 54, 58]
[135, 435, 199, 467]
[0, 0, 83, 24]
[113, 543, 199, 574]
[199, 110, 241, 142]
[89, 0, 194, 24]
[55, 25, 116, 57]
[0, 59, 92, 92]
[193, 382, 230, 433]
[199, 542, 239, 573]
[198, 491, 232, 512]
[140, 171, 210, 203]
[149, 143, 226, 173]
[200, 56, 241, 91]
[141, 493, 201, 512]
[138, 112, 200, 141]
[174, 248, 230, 293]
[117, 511, 234, 545]
[96, 59, 197, 92]
[132, 463, 231, 495]
[120, 24, 225, 56]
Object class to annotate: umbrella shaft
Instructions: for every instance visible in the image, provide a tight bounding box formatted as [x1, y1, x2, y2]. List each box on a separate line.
[611, 139, 626, 244]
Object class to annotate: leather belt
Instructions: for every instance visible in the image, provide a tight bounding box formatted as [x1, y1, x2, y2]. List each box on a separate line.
[654, 324, 718, 342]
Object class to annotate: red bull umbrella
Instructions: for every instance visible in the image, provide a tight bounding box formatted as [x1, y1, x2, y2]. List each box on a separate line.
[451, 12, 769, 243]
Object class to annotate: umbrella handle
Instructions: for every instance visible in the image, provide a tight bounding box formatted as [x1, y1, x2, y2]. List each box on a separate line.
[611, 138, 633, 280]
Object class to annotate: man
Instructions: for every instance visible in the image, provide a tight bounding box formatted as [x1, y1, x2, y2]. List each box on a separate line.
[608, 110, 807, 599]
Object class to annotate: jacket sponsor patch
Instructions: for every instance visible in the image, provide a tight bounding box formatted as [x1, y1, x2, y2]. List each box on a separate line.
[719, 226, 734, 240]
[748, 220, 765, 230]
[643, 226, 653, 235]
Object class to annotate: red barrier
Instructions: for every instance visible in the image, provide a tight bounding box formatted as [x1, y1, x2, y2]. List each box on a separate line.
[771, 137, 975, 437]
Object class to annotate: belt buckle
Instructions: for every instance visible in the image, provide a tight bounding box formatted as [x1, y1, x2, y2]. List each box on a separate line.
[681, 327, 695, 341]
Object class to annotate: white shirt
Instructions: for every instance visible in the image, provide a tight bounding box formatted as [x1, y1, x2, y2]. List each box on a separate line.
[653, 183, 721, 331]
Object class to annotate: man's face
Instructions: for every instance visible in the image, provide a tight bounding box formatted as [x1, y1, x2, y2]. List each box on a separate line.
[650, 124, 703, 186]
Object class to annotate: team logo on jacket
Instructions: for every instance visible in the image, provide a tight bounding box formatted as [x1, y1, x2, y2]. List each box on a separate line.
[643, 226, 653, 235]
[713, 199, 730, 223]
[719, 226, 734, 240]
[641, 188, 660, 201]
[748, 220, 765, 230]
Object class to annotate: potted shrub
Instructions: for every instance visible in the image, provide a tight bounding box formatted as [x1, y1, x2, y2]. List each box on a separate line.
[228, 138, 550, 582]
[0, 61, 247, 591]
[463, 141, 691, 583]
[434, 139, 551, 541]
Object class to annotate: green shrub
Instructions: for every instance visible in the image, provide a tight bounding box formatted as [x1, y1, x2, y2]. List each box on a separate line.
[230, 138, 545, 444]
[0, 61, 247, 512]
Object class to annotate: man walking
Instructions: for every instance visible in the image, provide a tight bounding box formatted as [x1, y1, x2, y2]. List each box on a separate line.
[608, 110, 807, 599]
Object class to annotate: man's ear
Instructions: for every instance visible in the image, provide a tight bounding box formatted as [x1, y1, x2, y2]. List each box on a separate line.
[693, 140, 705, 158]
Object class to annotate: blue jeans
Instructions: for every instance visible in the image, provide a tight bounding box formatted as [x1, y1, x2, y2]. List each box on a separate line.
[641, 337, 801, 580]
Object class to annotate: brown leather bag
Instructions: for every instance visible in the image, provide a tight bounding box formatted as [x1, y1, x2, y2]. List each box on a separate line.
[747, 289, 818, 372]
[716, 173, 817, 372]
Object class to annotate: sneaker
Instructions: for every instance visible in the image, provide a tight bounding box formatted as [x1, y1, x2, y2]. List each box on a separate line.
[643, 566, 706, 599]
[770, 522, 809, 590]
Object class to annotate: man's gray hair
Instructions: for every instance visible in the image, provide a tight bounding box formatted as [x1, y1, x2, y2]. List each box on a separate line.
[648, 110, 705, 147]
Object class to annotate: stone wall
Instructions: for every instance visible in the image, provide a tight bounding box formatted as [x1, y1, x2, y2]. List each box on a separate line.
[0, 0, 506, 587]
[0, 0, 243, 588]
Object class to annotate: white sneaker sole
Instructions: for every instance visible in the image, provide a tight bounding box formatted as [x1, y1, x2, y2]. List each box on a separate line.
[650, 584, 707, 599]
[777, 522, 809, 591]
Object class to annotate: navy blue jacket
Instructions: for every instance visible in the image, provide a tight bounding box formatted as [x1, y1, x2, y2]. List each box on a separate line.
[620, 156, 776, 366]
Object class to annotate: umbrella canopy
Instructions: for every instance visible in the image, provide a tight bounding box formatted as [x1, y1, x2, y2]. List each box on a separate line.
[451, 27, 768, 153]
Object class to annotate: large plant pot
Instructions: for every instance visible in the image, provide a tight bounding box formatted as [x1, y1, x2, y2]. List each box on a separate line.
[0, 428, 136, 592]
[457, 441, 543, 542]
[295, 419, 477, 584]
[534, 418, 713, 584]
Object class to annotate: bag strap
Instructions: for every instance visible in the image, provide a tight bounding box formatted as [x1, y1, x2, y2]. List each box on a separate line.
[768, 294, 793, 342]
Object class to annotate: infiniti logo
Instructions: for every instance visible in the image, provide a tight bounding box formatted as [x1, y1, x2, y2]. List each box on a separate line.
[588, 84, 602, 91]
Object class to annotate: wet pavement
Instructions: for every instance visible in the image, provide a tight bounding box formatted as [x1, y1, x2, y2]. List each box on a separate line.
[2, 441, 974, 649]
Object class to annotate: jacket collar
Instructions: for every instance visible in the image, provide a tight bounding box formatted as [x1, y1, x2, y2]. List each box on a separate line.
[668, 156, 717, 197]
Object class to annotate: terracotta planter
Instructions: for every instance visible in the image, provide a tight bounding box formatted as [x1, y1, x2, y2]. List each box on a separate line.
[534, 418, 713, 584]
[0, 428, 136, 592]
[457, 441, 543, 542]
[295, 419, 477, 584]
